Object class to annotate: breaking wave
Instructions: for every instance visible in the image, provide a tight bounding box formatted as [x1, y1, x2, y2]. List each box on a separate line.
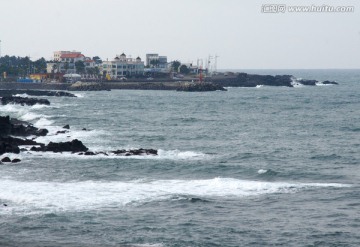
[0, 177, 350, 214]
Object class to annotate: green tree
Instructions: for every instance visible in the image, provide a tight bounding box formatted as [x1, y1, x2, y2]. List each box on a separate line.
[179, 64, 190, 74]
[94, 66, 100, 75]
[75, 61, 85, 74]
[171, 60, 181, 71]
[34, 57, 47, 73]
[92, 56, 102, 64]
[64, 62, 69, 73]
[150, 59, 159, 67]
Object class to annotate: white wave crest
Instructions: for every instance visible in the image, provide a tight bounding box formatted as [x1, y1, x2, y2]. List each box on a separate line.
[13, 93, 30, 97]
[257, 169, 268, 174]
[74, 93, 84, 98]
[34, 117, 54, 127]
[157, 149, 206, 160]
[0, 178, 351, 214]
[23, 148, 207, 161]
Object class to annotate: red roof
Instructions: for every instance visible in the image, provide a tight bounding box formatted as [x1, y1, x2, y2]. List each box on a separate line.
[61, 54, 85, 58]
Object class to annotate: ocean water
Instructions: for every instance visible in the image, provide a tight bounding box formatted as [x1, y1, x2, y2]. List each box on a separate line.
[1, 69, 359, 247]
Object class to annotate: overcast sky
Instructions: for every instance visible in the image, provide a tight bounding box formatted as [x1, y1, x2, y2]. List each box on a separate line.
[0, 0, 359, 69]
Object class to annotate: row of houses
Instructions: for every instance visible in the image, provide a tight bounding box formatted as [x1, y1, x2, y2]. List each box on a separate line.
[47, 51, 169, 79]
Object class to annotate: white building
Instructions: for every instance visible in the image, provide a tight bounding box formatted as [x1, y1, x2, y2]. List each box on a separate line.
[101, 53, 144, 79]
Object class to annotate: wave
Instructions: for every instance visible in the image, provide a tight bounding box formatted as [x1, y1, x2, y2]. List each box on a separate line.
[0, 178, 351, 214]
[316, 81, 335, 86]
[23, 148, 207, 161]
[74, 93, 84, 98]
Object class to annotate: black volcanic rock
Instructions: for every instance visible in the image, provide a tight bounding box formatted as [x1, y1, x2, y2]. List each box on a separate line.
[0, 136, 41, 155]
[211, 73, 293, 87]
[322, 80, 338, 85]
[210, 72, 340, 87]
[110, 148, 158, 156]
[0, 90, 76, 97]
[0, 116, 12, 137]
[11, 123, 48, 137]
[12, 158, 21, 163]
[177, 82, 227, 92]
[31, 139, 88, 153]
[1, 157, 12, 162]
[1, 96, 50, 106]
[63, 124, 70, 129]
[297, 79, 317, 86]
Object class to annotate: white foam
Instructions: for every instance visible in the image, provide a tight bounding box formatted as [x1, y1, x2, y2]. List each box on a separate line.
[0, 178, 351, 214]
[34, 117, 54, 127]
[74, 93, 84, 98]
[257, 169, 268, 174]
[157, 149, 206, 160]
[20, 112, 43, 121]
[22, 148, 207, 161]
[256, 85, 264, 88]
[13, 93, 30, 97]
[31, 104, 51, 109]
[290, 77, 305, 88]
[316, 81, 334, 86]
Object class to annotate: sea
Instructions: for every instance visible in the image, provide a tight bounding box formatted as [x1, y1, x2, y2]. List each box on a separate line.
[0, 69, 359, 247]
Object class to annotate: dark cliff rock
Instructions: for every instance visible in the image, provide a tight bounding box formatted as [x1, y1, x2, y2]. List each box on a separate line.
[0, 116, 48, 137]
[31, 139, 88, 153]
[0, 141, 20, 155]
[177, 82, 227, 92]
[0, 116, 47, 155]
[1, 96, 50, 106]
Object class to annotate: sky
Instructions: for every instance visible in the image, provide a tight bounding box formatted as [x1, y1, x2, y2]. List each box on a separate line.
[0, 0, 359, 69]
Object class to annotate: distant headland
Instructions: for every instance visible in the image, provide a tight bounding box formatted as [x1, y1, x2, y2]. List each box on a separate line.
[0, 51, 338, 92]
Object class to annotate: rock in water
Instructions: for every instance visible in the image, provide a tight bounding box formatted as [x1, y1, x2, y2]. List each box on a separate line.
[176, 82, 227, 92]
[11, 158, 21, 163]
[110, 148, 158, 156]
[31, 139, 88, 153]
[1, 96, 50, 106]
[1, 157, 12, 162]
[0, 116, 12, 137]
[63, 124, 70, 129]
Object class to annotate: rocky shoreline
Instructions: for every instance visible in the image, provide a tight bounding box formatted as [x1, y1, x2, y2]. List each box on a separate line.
[0, 72, 338, 92]
[0, 90, 159, 164]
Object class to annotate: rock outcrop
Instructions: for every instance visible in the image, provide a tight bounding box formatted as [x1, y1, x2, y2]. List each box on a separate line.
[1, 96, 50, 106]
[31, 139, 88, 153]
[111, 148, 158, 156]
[177, 82, 227, 92]
[211, 73, 338, 87]
[68, 82, 110, 91]
[0, 116, 48, 137]
[0, 90, 76, 97]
